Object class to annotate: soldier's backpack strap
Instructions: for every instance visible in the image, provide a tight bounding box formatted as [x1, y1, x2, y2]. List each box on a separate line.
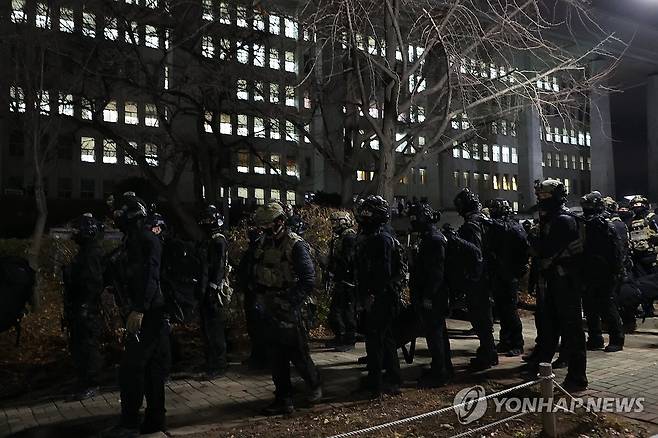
[282, 231, 304, 264]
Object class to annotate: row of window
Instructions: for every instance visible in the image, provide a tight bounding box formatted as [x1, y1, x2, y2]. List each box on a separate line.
[230, 186, 297, 206]
[452, 143, 519, 164]
[235, 150, 300, 179]
[10, 1, 171, 49]
[451, 114, 518, 137]
[543, 152, 591, 171]
[80, 137, 158, 166]
[453, 56, 518, 84]
[201, 1, 305, 41]
[205, 113, 310, 143]
[201, 38, 297, 73]
[541, 126, 591, 147]
[454, 170, 520, 193]
[236, 79, 310, 109]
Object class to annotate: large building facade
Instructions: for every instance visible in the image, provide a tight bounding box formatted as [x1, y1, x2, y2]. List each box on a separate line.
[0, 0, 654, 218]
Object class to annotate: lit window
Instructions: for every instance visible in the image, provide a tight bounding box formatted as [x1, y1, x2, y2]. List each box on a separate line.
[37, 90, 49, 114]
[253, 44, 265, 67]
[36, 3, 50, 29]
[563, 154, 568, 169]
[124, 102, 138, 125]
[547, 152, 552, 167]
[462, 146, 470, 160]
[269, 14, 280, 34]
[513, 201, 519, 212]
[58, 93, 74, 116]
[303, 91, 311, 109]
[451, 116, 459, 130]
[502, 146, 510, 163]
[472, 143, 480, 160]
[270, 83, 279, 104]
[580, 156, 585, 171]
[586, 132, 591, 147]
[463, 172, 470, 188]
[145, 104, 159, 127]
[419, 168, 427, 185]
[270, 119, 280, 139]
[285, 121, 298, 142]
[145, 143, 158, 166]
[555, 153, 560, 168]
[578, 131, 585, 146]
[59, 7, 74, 32]
[237, 114, 248, 136]
[125, 21, 139, 45]
[270, 154, 281, 174]
[474, 172, 481, 187]
[270, 189, 280, 201]
[492, 144, 500, 162]
[253, 10, 265, 30]
[145, 0, 157, 8]
[356, 170, 368, 181]
[482, 144, 490, 161]
[125, 142, 138, 165]
[9, 86, 25, 112]
[202, 36, 215, 57]
[236, 5, 247, 27]
[254, 157, 266, 174]
[104, 100, 118, 122]
[237, 42, 249, 64]
[483, 173, 490, 188]
[254, 188, 265, 205]
[237, 150, 249, 173]
[493, 174, 499, 190]
[202, 0, 213, 21]
[587, 157, 591, 170]
[303, 123, 311, 143]
[284, 17, 298, 39]
[11, 0, 26, 23]
[453, 171, 459, 187]
[570, 130, 577, 145]
[218, 38, 230, 60]
[145, 25, 158, 48]
[219, 1, 230, 24]
[287, 191, 296, 204]
[104, 18, 118, 41]
[254, 81, 264, 102]
[163, 29, 170, 50]
[562, 129, 569, 144]
[510, 122, 517, 137]
[460, 113, 469, 130]
[269, 48, 280, 69]
[204, 111, 213, 133]
[453, 145, 460, 159]
[284, 51, 296, 73]
[81, 98, 92, 120]
[82, 12, 96, 37]
[220, 113, 231, 134]
[163, 66, 169, 89]
[285, 86, 295, 107]
[564, 178, 570, 194]
[80, 137, 95, 162]
[103, 139, 117, 164]
[237, 79, 249, 100]
[511, 147, 518, 164]
[237, 187, 248, 200]
[287, 158, 299, 178]
[554, 127, 560, 142]
[502, 174, 509, 191]
[546, 126, 553, 142]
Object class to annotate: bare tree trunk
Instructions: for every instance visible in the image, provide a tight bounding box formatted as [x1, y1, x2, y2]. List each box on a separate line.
[376, 139, 395, 203]
[340, 170, 354, 206]
[27, 140, 47, 311]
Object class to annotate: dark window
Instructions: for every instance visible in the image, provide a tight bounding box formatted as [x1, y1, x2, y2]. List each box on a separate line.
[58, 177, 72, 199]
[9, 132, 23, 157]
[58, 135, 74, 160]
[103, 180, 115, 200]
[80, 178, 95, 199]
[304, 157, 312, 177]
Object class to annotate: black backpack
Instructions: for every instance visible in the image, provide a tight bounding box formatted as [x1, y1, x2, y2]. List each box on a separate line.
[486, 219, 530, 280]
[161, 238, 202, 323]
[583, 216, 624, 283]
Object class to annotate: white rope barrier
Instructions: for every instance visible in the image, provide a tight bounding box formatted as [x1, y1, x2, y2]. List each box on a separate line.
[449, 410, 533, 438]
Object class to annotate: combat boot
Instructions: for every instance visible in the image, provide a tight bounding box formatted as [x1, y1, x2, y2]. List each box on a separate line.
[261, 398, 294, 416]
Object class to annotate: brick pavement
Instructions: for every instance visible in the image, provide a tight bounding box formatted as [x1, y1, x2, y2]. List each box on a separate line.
[1, 317, 657, 437]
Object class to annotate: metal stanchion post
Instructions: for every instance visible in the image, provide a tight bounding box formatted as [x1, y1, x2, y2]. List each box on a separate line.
[539, 362, 558, 437]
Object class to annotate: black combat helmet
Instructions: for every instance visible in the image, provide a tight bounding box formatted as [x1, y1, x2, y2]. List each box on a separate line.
[112, 192, 148, 232]
[72, 213, 104, 243]
[453, 188, 480, 217]
[534, 179, 567, 212]
[287, 214, 308, 235]
[408, 203, 440, 232]
[602, 196, 619, 215]
[198, 204, 224, 233]
[486, 198, 512, 220]
[630, 195, 650, 215]
[355, 195, 390, 227]
[580, 191, 605, 216]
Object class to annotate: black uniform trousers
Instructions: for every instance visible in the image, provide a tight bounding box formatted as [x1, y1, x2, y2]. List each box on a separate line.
[465, 279, 496, 360]
[267, 323, 319, 400]
[491, 276, 524, 350]
[119, 308, 170, 430]
[419, 307, 453, 378]
[583, 281, 625, 346]
[364, 298, 401, 392]
[199, 300, 228, 372]
[244, 291, 269, 366]
[537, 269, 587, 386]
[328, 283, 357, 343]
[69, 308, 102, 388]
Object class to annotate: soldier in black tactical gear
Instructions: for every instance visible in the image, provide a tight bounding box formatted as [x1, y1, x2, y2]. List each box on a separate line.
[251, 202, 321, 415]
[326, 211, 358, 352]
[485, 199, 528, 357]
[197, 205, 230, 379]
[627, 195, 658, 317]
[238, 227, 268, 369]
[107, 192, 169, 436]
[408, 203, 453, 388]
[580, 192, 625, 352]
[354, 195, 403, 396]
[529, 180, 587, 392]
[449, 188, 497, 370]
[62, 213, 105, 401]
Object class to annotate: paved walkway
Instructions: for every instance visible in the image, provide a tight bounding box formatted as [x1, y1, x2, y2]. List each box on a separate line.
[2, 317, 658, 437]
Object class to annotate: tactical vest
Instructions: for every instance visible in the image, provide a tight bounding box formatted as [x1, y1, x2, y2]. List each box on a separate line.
[331, 228, 356, 260]
[253, 231, 303, 290]
[629, 214, 656, 253]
